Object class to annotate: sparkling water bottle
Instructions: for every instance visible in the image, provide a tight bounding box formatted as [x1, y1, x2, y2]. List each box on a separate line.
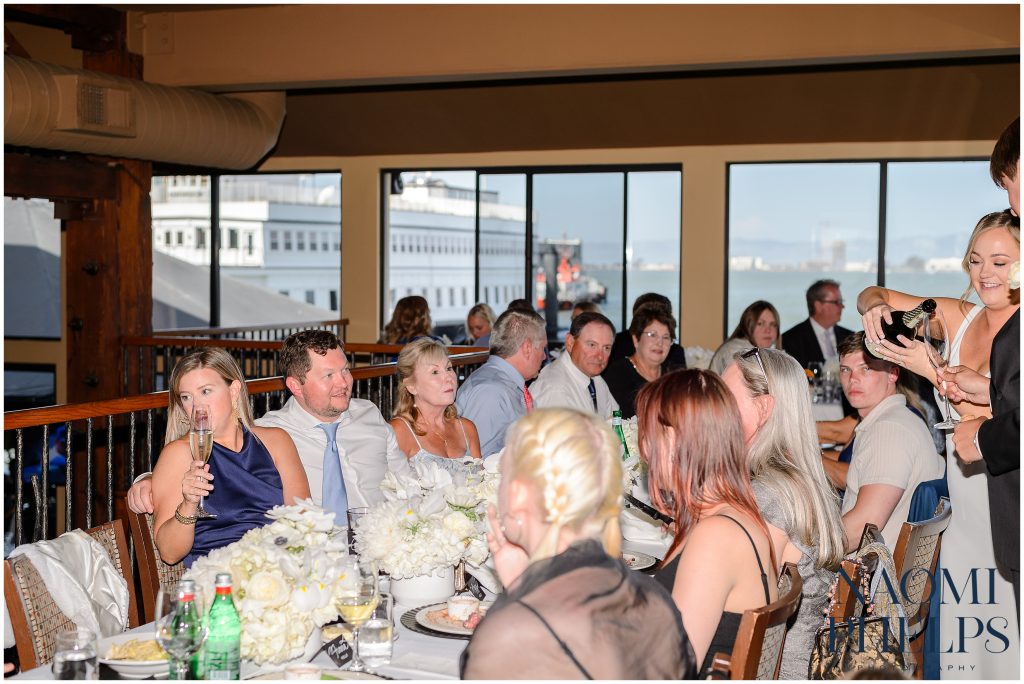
[202, 573, 241, 680]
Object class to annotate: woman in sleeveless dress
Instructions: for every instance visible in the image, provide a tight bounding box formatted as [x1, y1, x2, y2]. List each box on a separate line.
[152, 349, 310, 567]
[461, 408, 696, 679]
[390, 338, 482, 476]
[636, 369, 777, 675]
[858, 209, 1020, 679]
[721, 347, 846, 679]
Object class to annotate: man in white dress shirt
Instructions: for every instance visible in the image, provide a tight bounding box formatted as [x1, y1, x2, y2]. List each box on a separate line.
[530, 311, 619, 418]
[126, 330, 411, 517]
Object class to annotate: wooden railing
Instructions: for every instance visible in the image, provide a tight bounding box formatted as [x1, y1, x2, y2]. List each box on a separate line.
[3, 351, 488, 548]
[121, 337, 487, 395]
[154, 318, 348, 342]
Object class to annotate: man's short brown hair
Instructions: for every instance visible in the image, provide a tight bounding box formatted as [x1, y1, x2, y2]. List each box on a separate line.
[837, 331, 896, 373]
[990, 117, 1019, 189]
[280, 329, 344, 382]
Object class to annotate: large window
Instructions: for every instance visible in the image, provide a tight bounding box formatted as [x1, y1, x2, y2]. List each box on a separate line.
[726, 160, 1005, 338]
[383, 166, 682, 342]
[4, 198, 61, 339]
[151, 172, 341, 328]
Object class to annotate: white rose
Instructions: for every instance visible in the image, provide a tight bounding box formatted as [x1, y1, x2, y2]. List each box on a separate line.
[245, 570, 290, 608]
[445, 485, 482, 509]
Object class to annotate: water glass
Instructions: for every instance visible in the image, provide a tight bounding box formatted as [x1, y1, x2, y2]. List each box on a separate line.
[346, 507, 368, 555]
[52, 629, 98, 680]
[359, 592, 394, 668]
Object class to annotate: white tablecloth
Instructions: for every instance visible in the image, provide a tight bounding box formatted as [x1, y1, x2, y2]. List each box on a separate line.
[812, 400, 844, 422]
[13, 608, 465, 680]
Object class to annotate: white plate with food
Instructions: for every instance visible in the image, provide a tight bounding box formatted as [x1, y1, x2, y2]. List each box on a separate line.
[622, 550, 657, 571]
[97, 634, 170, 680]
[414, 596, 492, 636]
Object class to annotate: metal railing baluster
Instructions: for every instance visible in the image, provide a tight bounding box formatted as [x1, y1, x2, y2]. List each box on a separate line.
[86, 418, 94, 528]
[107, 415, 114, 522]
[65, 421, 73, 536]
[40, 424, 48, 540]
[15, 429, 24, 547]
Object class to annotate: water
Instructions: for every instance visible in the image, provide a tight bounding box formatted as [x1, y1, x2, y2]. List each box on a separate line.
[358, 619, 393, 668]
[52, 651, 98, 680]
[572, 268, 971, 342]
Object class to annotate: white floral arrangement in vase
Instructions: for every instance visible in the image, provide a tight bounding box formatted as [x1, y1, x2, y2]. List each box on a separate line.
[184, 499, 350, 665]
[684, 346, 715, 370]
[354, 459, 498, 580]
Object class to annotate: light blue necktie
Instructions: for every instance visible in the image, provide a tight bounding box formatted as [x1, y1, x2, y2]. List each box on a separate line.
[318, 422, 348, 521]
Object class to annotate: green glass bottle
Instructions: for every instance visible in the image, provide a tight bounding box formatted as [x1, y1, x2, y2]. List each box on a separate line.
[612, 410, 630, 462]
[202, 572, 242, 680]
[169, 579, 202, 680]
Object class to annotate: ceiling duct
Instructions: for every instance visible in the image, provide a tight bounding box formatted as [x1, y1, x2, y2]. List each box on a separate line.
[4, 55, 285, 170]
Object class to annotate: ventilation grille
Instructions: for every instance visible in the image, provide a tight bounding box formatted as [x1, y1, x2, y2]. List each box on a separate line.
[54, 75, 136, 137]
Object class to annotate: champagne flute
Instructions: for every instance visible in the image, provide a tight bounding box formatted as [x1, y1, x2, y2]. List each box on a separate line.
[190, 404, 216, 519]
[923, 309, 959, 430]
[154, 583, 207, 680]
[336, 557, 379, 672]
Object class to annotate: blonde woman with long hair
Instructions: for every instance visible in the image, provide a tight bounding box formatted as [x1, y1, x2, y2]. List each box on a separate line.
[461, 409, 696, 679]
[858, 209, 1020, 678]
[721, 347, 845, 679]
[152, 349, 309, 567]
[389, 338, 482, 475]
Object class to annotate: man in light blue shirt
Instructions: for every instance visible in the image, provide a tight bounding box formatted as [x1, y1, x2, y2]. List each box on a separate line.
[456, 309, 547, 457]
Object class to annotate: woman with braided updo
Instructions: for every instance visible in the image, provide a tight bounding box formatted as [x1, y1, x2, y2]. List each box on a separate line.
[461, 408, 696, 679]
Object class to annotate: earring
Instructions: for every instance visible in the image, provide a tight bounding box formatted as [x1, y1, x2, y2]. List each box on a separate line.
[233, 401, 241, 420]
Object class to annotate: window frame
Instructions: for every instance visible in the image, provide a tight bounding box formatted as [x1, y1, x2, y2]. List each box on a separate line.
[380, 163, 683, 338]
[723, 155, 992, 339]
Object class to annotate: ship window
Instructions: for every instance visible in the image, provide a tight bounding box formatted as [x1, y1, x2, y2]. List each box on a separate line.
[284, 231, 293, 250]
[270, 231, 279, 250]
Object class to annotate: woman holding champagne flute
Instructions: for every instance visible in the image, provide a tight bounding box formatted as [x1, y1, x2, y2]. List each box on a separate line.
[153, 348, 309, 567]
[857, 209, 1019, 678]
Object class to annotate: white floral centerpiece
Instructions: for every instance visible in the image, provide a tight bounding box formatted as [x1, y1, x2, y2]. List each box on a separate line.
[612, 416, 647, 497]
[1010, 261, 1020, 290]
[184, 499, 350, 666]
[354, 460, 497, 583]
[684, 345, 715, 370]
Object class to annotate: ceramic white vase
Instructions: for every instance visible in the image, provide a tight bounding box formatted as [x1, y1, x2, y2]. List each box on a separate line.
[390, 566, 456, 607]
[302, 626, 322, 662]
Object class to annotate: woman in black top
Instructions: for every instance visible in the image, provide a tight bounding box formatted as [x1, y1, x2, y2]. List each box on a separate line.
[636, 370, 777, 675]
[461, 408, 696, 680]
[602, 304, 683, 418]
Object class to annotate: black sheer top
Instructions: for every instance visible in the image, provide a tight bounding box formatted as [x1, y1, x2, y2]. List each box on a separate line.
[461, 539, 697, 679]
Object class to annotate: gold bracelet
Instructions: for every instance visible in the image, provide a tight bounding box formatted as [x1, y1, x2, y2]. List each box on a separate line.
[174, 504, 198, 526]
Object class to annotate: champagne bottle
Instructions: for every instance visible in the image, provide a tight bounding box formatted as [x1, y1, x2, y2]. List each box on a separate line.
[865, 299, 937, 359]
[202, 573, 241, 680]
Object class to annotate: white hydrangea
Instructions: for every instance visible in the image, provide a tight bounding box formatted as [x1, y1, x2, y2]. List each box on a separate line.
[354, 460, 499, 579]
[184, 498, 351, 665]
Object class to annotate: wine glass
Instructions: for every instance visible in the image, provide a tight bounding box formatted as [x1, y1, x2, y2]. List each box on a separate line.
[154, 583, 207, 680]
[335, 556, 379, 672]
[923, 309, 959, 430]
[190, 404, 216, 519]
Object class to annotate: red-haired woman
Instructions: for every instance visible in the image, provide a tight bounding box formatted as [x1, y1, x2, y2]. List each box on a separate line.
[636, 369, 778, 675]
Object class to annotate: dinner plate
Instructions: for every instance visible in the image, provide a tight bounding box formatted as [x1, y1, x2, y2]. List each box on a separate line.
[97, 633, 169, 680]
[622, 550, 657, 571]
[247, 669, 388, 680]
[413, 601, 492, 636]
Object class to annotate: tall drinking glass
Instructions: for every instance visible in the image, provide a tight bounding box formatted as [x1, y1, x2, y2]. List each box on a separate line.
[52, 629, 98, 680]
[346, 507, 368, 555]
[154, 583, 207, 680]
[336, 556, 379, 672]
[190, 404, 216, 519]
[359, 592, 394, 669]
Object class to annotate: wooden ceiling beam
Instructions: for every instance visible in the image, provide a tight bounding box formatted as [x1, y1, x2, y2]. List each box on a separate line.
[5, 4, 123, 53]
[4, 151, 119, 202]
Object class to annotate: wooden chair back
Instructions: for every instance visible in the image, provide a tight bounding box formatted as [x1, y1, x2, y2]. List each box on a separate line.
[708, 562, 804, 680]
[4, 519, 138, 671]
[891, 497, 951, 635]
[127, 509, 185, 624]
[83, 519, 140, 630]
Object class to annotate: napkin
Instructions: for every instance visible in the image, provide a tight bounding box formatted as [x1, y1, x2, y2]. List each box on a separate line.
[620, 507, 671, 544]
[466, 556, 502, 594]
